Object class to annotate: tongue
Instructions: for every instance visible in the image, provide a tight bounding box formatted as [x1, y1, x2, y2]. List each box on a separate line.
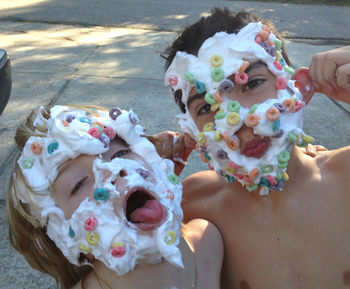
[130, 199, 164, 223]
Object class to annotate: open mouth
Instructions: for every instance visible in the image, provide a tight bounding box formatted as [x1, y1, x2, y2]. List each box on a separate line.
[125, 187, 167, 231]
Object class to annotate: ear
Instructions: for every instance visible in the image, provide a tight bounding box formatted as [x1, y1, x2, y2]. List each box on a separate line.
[291, 67, 315, 105]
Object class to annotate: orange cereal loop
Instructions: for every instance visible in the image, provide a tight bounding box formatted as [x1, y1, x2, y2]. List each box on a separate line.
[91, 121, 104, 129]
[249, 168, 260, 180]
[31, 141, 42, 155]
[213, 91, 224, 103]
[222, 131, 231, 144]
[200, 153, 210, 163]
[261, 25, 271, 34]
[246, 114, 260, 127]
[257, 30, 269, 41]
[62, 120, 69, 127]
[238, 61, 250, 74]
[267, 40, 275, 47]
[227, 138, 240, 151]
[265, 107, 280, 121]
[283, 99, 296, 111]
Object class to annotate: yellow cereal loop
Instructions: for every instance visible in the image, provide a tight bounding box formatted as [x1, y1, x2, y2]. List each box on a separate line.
[225, 164, 237, 174]
[210, 54, 223, 67]
[302, 134, 315, 144]
[276, 51, 282, 62]
[165, 230, 176, 245]
[86, 232, 99, 246]
[211, 103, 220, 111]
[203, 122, 214, 132]
[214, 130, 222, 142]
[282, 172, 289, 181]
[78, 243, 92, 253]
[112, 242, 125, 248]
[227, 112, 241, 125]
[196, 132, 207, 144]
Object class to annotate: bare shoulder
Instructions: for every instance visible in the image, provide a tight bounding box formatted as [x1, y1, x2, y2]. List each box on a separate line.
[70, 279, 82, 289]
[182, 219, 223, 289]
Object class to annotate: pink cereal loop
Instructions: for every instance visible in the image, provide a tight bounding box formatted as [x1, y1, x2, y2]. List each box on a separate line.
[246, 114, 260, 127]
[238, 61, 250, 74]
[283, 99, 296, 112]
[228, 161, 240, 170]
[243, 175, 251, 183]
[234, 173, 244, 180]
[213, 91, 224, 103]
[84, 217, 98, 231]
[274, 61, 283, 71]
[235, 73, 248, 85]
[255, 36, 262, 44]
[249, 168, 260, 180]
[267, 175, 277, 186]
[295, 100, 303, 112]
[31, 141, 42, 155]
[111, 246, 126, 258]
[265, 107, 280, 121]
[169, 75, 178, 86]
[275, 77, 288, 90]
[103, 127, 116, 139]
[227, 139, 240, 151]
[88, 127, 101, 139]
[257, 30, 269, 41]
[208, 163, 214, 170]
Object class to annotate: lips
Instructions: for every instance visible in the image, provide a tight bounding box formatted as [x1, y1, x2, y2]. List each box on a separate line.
[242, 138, 269, 159]
[125, 187, 167, 231]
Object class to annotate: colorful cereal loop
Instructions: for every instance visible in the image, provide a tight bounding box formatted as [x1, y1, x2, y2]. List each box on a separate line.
[246, 114, 260, 127]
[283, 99, 295, 112]
[79, 117, 92, 125]
[88, 126, 102, 139]
[238, 61, 250, 74]
[205, 93, 216, 105]
[295, 100, 303, 112]
[302, 134, 315, 144]
[278, 161, 288, 169]
[215, 109, 227, 120]
[257, 30, 269, 41]
[248, 104, 258, 114]
[267, 175, 278, 186]
[278, 150, 290, 163]
[228, 161, 240, 170]
[284, 66, 295, 75]
[282, 172, 289, 181]
[69, 227, 75, 238]
[226, 176, 235, 183]
[273, 119, 280, 132]
[31, 141, 42, 155]
[265, 107, 280, 121]
[91, 121, 104, 130]
[225, 165, 237, 174]
[246, 184, 258, 192]
[235, 73, 248, 84]
[165, 230, 176, 245]
[227, 101, 241, 112]
[261, 24, 271, 34]
[276, 171, 283, 181]
[211, 103, 220, 111]
[169, 75, 178, 86]
[274, 61, 283, 70]
[219, 79, 234, 93]
[109, 107, 122, 120]
[103, 127, 116, 139]
[84, 217, 98, 231]
[168, 174, 179, 185]
[62, 120, 69, 127]
[275, 77, 288, 90]
[287, 132, 297, 142]
[227, 139, 240, 151]
[94, 188, 109, 201]
[47, 142, 59, 154]
[274, 39, 282, 51]
[211, 68, 225, 82]
[213, 91, 224, 103]
[227, 112, 240, 125]
[22, 157, 34, 169]
[249, 168, 260, 180]
[111, 243, 126, 257]
[164, 190, 174, 200]
[86, 232, 99, 246]
[196, 132, 207, 144]
[275, 51, 282, 62]
[260, 165, 273, 173]
[78, 243, 92, 253]
[195, 80, 206, 94]
[214, 130, 222, 142]
[200, 153, 210, 163]
[185, 71, 195, 84]
[210, 54, 223, 67]
[203, 122, 214, 132]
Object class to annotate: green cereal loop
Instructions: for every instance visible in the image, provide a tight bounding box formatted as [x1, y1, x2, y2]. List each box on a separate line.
[91, 125, 103, 135]
[277, 150, 290, 163]
[260, 165, 273, 173]
[215, 112, 227, 120]
[284, 66, 295, 75]
[274, 39, 282, 51]
[205, 93, 216, 105]
[22, 157, 34, 169]
[168, 174, 179, 185]
[276, 171, 283, 181]
[278, 161, 288, 169]
[290, 95, 297, 102]
[297, 140, 309, 147]
[211, 68, 225, 82]
[287, 132, 297, 142]
[248, 104, 258, 114]
[227, 101, 241, 113]
[185, 71, 195, 84]
[246, 184, 258, 192]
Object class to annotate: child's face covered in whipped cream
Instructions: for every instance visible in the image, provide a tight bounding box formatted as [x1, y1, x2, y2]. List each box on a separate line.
[187, 61, 277, 159]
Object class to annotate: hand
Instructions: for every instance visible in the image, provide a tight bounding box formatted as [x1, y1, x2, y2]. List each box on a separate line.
[308, 46, 350, 103]
[148, 131, 196, 176]
[300, 144, 328, 158]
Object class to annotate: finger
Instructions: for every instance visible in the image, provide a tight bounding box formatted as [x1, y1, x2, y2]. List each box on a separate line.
[313, 145, 328, 152]
[336, 63, 350, 92]
[305, 144, 316, 157]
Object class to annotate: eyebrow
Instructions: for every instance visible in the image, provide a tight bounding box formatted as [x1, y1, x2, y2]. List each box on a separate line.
[244, 61, 267, 74]
[187, 92, 206, 111]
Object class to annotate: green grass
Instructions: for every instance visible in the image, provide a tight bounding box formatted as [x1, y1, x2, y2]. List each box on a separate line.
[235, 0, 350, 6]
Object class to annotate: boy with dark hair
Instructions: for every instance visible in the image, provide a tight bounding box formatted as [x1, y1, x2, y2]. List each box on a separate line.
[163, 7, 350, 289]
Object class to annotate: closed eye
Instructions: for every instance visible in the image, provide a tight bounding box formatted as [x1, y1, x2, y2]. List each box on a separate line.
[71, 176, 88, 196]
[111, 149, 130, 160]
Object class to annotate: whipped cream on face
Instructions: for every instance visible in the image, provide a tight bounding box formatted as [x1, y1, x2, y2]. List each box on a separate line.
[18, 105, 184, 275]
[165, 22, 315, 195]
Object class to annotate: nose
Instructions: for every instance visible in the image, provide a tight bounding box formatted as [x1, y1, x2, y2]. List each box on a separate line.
[235, 124, 256, 142]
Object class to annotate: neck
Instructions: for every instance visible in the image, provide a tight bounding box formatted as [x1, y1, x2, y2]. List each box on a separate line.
[86, 237, 196, 289]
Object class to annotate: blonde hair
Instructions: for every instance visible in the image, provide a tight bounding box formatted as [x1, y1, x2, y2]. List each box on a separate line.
[7, 104, 108, 289]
